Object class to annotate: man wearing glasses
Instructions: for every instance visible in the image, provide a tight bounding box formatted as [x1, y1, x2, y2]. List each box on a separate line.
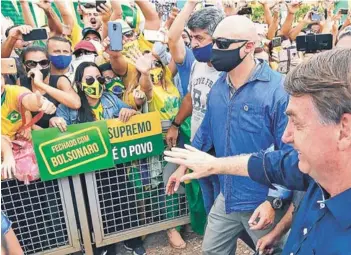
[167, 15, 293, 255]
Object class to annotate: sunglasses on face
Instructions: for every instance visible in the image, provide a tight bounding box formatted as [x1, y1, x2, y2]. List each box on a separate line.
[24, 59, 50, 69]
[76, 50, 97, 57]
[84, 76, 105, 85]
[153, 61, 163, 68]
[212, 38, 248, 50]
[123, 31, 134, 38]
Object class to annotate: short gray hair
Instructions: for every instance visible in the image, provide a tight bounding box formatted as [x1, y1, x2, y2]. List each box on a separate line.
[285, 49, 351, 125]
[187, 7, 225, 36]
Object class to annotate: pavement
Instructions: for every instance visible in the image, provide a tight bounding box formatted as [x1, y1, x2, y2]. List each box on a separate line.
[115, 230, 255, 255]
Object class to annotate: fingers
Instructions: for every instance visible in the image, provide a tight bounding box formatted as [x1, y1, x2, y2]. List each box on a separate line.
[184, 144, 200, 152]
[164, 156, 187, 166]
[164, 149, 189, 160]
[248, 209, 260, 227]
[180, 172, 199, 182]
[39, 99, 56, 115]
[250, 216, 269, 230]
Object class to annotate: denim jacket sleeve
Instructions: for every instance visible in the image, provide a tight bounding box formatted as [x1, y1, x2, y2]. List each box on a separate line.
[248, 149, 311, 192]
[107, 93, 131, 117]
[56, 104, 75, 125]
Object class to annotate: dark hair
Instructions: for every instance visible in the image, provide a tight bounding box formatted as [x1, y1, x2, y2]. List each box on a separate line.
[99, 63, 113, 72]
[285, 49, 351, 124]
[74, 62, 102, 123]
[187, 7, 225, 36]
[20, 45, 49, 62]
[47, 36, 72, 49]
[5, 25, 20, 38]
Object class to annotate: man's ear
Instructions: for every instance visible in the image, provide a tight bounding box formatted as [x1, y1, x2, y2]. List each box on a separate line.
[244, 41, 256, 53]
[338, 113, 351, 151]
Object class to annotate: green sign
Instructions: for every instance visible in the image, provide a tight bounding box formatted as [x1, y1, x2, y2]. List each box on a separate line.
[32, 121, 114, 181]
[107, 112, 164, 164]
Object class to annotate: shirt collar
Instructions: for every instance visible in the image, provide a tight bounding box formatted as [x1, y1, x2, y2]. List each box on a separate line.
[226, 58, 271, 86]
[325, 187, 351, 230]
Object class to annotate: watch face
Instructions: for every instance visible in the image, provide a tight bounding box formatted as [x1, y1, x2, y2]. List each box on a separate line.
[273, 198, 283, 209]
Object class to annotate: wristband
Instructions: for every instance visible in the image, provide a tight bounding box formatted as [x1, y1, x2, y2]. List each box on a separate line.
[171, 120, 180, 128]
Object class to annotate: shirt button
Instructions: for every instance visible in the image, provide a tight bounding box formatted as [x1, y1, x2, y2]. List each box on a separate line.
[320, 203, 325, 209]
[303, 228, 308, 235]
[244, 105, 249, 111]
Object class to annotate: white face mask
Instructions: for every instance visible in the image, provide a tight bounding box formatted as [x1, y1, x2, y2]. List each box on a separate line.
[74, 54, 96, 63]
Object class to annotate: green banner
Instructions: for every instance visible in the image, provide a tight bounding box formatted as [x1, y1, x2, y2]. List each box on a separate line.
[107, 112, 164, 164]
[32, 121, 114, 181]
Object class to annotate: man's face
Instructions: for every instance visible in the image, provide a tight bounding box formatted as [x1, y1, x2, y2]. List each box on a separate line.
[282, 95, 339, 179]
[102, 70, 116, 81]
[122, 30, 137, 44]
[48, 40, 71, 56]
[84, 33, 101, 43]
[83, 8, 102, 30]
[189, 28, 212, 49]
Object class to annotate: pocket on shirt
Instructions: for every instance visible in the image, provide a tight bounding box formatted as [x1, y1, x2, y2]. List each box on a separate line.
[238, 103, 264, 133]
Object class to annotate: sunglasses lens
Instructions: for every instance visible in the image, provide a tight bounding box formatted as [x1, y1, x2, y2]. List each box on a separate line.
[25, 60, 37, 68]
[97, 76, 105, 84]
[155, 61, 162, 67]
[124, 31, 133, 38]
[85, 76, 95, 85]
[39, 60, 50, 68]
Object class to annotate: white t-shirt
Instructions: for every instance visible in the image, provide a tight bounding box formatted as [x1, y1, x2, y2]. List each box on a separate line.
[188, 61, 220, 141]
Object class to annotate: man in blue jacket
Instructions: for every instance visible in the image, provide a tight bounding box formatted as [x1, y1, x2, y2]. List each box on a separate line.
[167, 15, 293, 254]
[164, 49, 351, 254]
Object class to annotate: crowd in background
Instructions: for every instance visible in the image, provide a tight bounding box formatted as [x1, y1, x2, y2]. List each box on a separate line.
[1, 0, 351, 254]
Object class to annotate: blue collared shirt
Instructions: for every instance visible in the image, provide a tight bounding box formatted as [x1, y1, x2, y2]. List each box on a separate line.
[192, 60, 292, 213]
[248, 150, 351, 254]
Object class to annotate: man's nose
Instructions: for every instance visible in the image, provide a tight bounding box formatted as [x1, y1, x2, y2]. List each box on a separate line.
[282, 124, 293, 144]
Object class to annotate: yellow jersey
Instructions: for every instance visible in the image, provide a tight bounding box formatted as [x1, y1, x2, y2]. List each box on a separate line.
[1, 85, 31, 140]
[91, 101, 104, 120]
[148, 69, 180, 121]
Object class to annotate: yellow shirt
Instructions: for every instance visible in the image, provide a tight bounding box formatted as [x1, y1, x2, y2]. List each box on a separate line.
[1, 85, 31, 140]
[148, 69, 180, 121]
[70, 21, 82, 49]
[91, 101, 104, 120]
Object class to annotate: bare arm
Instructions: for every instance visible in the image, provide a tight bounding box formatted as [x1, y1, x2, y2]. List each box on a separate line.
[1, 25, 33, 58]
[135, 0, 161, 30]
[168, 2, 197, 64]
[110, 0, 123, 21]
[173, 93, 192, 125]
[279, 3, 301, 37]
[267, 12, 279, 40]
[260, 1, 273, 27]
[54, 0, 74, 36]
[19, 0, 36, 28]
[37, 1, 63, 35]
[289, 12, 311, 41]
[139, 72, 153, 100]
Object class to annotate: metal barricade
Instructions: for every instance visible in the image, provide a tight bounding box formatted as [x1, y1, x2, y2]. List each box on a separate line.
[1, 178, 81, 255]
[80, 120, 190, 248]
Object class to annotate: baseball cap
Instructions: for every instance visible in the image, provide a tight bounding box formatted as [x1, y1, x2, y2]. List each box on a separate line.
[114, 19, 133, 34]
[73, 40, 97, 54]
[82, 27, 102, 41]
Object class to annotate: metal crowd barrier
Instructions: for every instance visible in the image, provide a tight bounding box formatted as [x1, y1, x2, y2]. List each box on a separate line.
[1, 121, 191, 254]
[1, 178, 81, 255]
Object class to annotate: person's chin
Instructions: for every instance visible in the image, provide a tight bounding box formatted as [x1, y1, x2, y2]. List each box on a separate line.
[298, 160, 310, 174]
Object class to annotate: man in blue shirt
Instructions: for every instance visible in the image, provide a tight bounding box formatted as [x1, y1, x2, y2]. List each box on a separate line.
[166, 15, 293, 254]
[164, 48, 351, 254]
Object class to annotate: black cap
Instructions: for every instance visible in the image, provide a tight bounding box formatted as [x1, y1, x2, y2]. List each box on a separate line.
[82, 27, 102, 41]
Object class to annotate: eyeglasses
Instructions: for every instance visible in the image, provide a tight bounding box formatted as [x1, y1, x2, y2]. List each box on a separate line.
[212, 38, 248, 50]
[153, 61, 163, 68]
[84, 76, 105, 85]
[123, 31, 134, 38]
[24, 59, 50, 69]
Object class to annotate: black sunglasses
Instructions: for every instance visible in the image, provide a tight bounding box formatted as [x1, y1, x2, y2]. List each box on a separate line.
[153, 61, 163, 68]
[84, 76, 106, 85]
[213, 38, 248, 50]
[24, 59, 50, 69]
[123, 31, 134, 38]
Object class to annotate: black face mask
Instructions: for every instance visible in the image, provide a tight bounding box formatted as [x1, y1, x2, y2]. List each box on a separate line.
[210, 43, 248, 72]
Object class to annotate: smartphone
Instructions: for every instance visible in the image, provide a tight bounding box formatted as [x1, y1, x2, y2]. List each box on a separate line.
[311, 12, 321, 22]
[272, 37, 282, 48]
[238, 7, 252, 15]
[144, 30, 166, 42]
[96, 0, 107, 12]
[22, 28, 48, 41]
[340, 9, 349, 15]
[108, 22, 123, 51]
[296, 34, 333, 53]
[1, 58, 17, 74]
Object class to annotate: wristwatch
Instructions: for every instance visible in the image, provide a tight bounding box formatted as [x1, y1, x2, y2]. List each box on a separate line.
[171, 120, 180, 128]
[267, 196, 283, 210]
